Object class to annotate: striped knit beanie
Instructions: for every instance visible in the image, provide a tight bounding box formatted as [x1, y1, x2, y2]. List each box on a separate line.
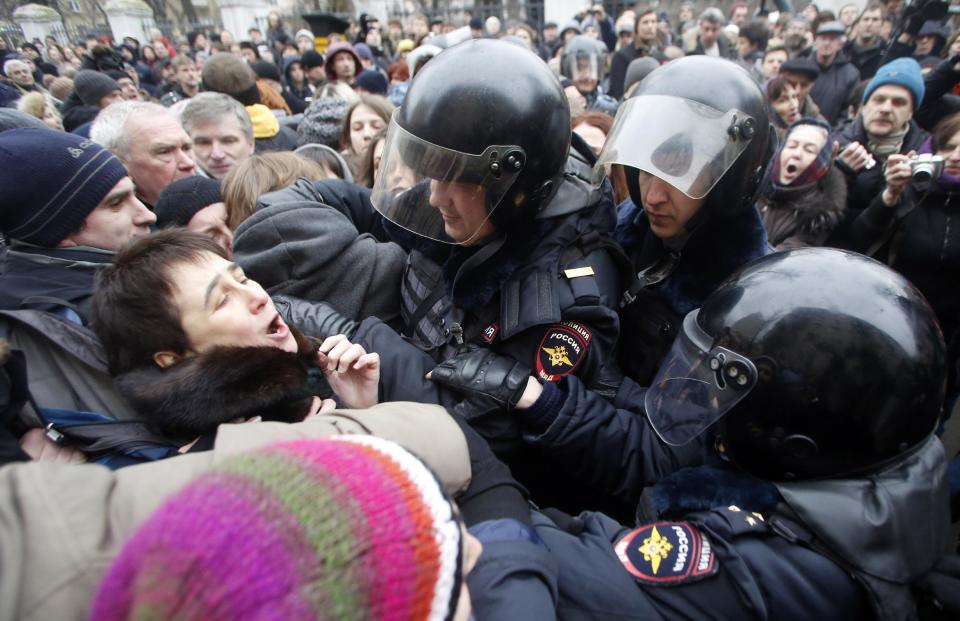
[91, 436, 464, 621]
[0, 129, 127, 247]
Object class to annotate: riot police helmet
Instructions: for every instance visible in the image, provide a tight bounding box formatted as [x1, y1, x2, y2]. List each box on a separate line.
[643, 248, 946, 481]
[596, 56, 771, 217]
[370, 39, 571, 245]
[561, 35, 608, 95]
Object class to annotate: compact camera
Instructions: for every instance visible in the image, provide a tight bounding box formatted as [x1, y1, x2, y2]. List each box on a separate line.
[910, 154, 944, 183]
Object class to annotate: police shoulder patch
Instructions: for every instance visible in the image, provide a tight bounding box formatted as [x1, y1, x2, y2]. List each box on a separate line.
[536, 321, 592, 382]
[614, 522, 718, 586]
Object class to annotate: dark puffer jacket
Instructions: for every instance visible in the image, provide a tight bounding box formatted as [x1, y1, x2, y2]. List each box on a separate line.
[759, 166, 847, 250]
[807, 51, 861, 125]
[851, 180, 960, 391]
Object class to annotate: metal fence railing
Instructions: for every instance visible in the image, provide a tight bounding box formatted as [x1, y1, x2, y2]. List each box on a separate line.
[0, 22, 25, 47]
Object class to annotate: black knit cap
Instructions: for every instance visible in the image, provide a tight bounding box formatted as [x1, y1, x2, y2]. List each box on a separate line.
[73, 69, 121, 106]
[251, 59, 282, 82]
[154, 176, 222, 228]
[0, 129, 127, 247]
[301, 50, 325, 69]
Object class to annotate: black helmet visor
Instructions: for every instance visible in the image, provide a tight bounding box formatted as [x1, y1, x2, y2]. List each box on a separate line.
[595, 95, 756, 199]
[644, 309, 758, 445]
[371, 111, 525, 245]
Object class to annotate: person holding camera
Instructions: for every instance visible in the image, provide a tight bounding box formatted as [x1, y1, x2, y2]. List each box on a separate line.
[829, 57, 929, 247]
[852, 110, 960, 402]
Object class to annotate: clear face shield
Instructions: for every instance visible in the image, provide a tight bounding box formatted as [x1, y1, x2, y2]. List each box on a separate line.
[644, 310, 758, 446]
[563, 51, 601, 91]
[370, 111, 525, 245]
[594, 95, 757, 199]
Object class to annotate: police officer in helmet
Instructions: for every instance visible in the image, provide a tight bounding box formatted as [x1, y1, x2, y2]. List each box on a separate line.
[444, 248, 955, 617]
[372, 38, 624, 512]
[559, 35, 619, 115]
[432, 57, 772, 515]
[603, 55, 774, 385]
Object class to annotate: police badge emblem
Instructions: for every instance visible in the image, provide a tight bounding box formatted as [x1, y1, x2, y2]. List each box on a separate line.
[536, 321, 592, 382]
[614, 522, 718, 586]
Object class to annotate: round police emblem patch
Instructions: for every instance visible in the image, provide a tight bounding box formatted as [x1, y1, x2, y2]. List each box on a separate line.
[536, 322, 592, 382]
[613, 522, 718, 586]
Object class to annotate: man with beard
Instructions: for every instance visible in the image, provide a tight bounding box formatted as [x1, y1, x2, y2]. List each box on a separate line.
[783, 16, 812, 57]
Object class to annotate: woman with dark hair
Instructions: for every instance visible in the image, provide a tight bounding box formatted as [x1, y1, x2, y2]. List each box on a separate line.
[766, 75, 801, 139]
[140, 44, 157, 67]
[283, 57, 314, 105]
[759, 118, 846, 249]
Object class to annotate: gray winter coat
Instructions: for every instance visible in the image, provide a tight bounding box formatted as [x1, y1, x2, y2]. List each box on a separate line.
[232, 179, 406, 324]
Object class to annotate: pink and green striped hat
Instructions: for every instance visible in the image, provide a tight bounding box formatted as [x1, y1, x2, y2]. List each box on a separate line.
[91, 436, 464, 621]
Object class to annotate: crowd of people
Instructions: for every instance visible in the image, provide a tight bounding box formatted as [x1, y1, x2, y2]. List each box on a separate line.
[1, 1, 960, 619]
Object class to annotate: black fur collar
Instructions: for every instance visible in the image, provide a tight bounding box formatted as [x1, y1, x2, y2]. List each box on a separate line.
[114, 342, 329, 442]
[618, 202, 771, 316]
[640, 464, 782, 521]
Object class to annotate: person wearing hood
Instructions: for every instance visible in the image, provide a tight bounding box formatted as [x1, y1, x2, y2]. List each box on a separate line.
[322, 41, 362, 103]
[283, 56, 314, 106]
[560, 35, 619, 116]
[808, 21, 862, 124]
[759, 118, 846, 249]
[913, 20, 950, 70]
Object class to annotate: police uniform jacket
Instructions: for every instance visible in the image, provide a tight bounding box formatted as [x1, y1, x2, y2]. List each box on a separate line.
[614, 198, 770, 385]
[393, 141, 623, 399]
[502, 435, 949, 620]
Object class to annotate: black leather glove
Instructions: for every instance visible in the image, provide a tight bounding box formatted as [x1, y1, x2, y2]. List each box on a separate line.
[430, 345, 531, 410]
[273, 295, 359, 340]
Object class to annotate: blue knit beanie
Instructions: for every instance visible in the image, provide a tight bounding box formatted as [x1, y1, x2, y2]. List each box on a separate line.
[353, 69, 387, 95]
[863, 58, 925, 110]
[0, 129, 128, 247]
